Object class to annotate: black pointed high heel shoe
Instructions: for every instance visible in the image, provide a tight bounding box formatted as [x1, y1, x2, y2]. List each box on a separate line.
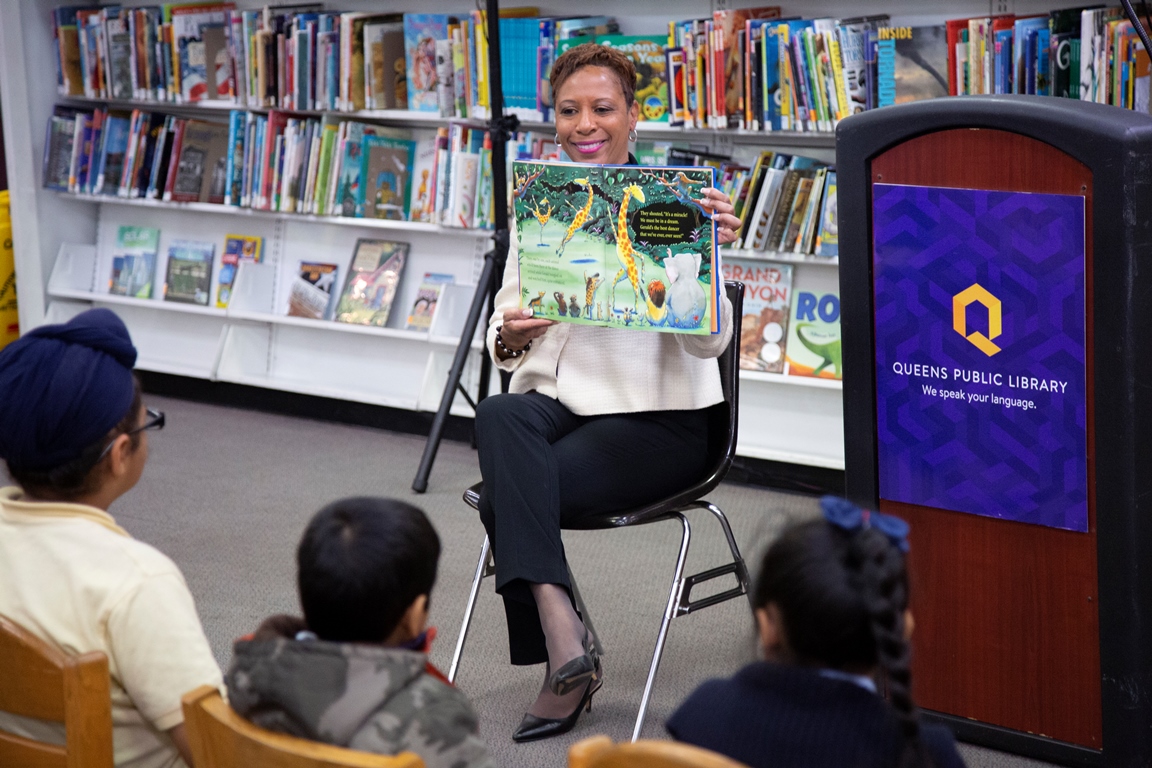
[512, 674, 602, 743]
[547, 630, 600, 696]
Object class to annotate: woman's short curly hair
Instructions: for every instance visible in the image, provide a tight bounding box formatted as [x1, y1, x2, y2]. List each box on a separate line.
[550, 42, 636, 106]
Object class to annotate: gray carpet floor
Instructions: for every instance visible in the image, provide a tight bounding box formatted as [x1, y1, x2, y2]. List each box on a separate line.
[20, 394, 1059, 768]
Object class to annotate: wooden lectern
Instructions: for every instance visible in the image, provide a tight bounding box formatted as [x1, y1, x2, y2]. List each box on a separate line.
[837, 96, 1152, 767]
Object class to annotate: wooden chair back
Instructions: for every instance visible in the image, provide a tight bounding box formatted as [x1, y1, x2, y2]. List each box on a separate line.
[181, 685, 425, 768]
[0, 613, 113, 768]
[569, 735, 752, 768]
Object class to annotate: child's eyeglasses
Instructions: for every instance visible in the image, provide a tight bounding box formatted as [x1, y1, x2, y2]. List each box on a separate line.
[94, 408, 165, 464]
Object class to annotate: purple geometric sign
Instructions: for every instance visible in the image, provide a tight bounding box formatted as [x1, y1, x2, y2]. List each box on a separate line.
[873, 184, 1087, 532]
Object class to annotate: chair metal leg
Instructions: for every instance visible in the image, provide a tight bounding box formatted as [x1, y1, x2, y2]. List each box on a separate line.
[569, 574, 604, 657]
[700, 502, 753, 611]
[448, 536, 492, 683]
[632, 513, 692, 742]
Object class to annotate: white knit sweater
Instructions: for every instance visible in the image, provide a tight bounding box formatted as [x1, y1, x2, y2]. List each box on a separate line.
[486, 232, 734, 416]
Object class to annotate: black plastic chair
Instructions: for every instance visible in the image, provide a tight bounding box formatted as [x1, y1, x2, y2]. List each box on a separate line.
[448, 281, 749, 741]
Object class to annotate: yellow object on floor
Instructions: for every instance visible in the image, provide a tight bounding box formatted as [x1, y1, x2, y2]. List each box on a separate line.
[0, 190, 17, 349]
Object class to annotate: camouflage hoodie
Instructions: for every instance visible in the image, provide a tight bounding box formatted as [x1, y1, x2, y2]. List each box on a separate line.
[227, 629, 496, 768]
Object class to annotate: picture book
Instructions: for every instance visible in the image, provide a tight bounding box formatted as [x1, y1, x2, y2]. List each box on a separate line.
[171, 4, 234, 103]
[408, 135, 438, 223]
[404, 14, 450, 113]
[359, 135, 415, 219]
[164, 240, 214, 305]
[335, 239, 409, 326]
[723, 259, 793, 373]
[785, 287, 841, 379]
[363, 21, 406, 109]
[109, 225, 159, 297]
[598, 35, 670, 122]
[169, 119, 229, 203]
[95, 112, 131, 195]
[405, 272, 453, 330]
[288, 261, 339, 319]
[877, 25, 949, 106]
[512, 160, 719, 335]
[43, 109, 81, 191]
[815, 171, 838, 257]
[215, 234, 263, 308]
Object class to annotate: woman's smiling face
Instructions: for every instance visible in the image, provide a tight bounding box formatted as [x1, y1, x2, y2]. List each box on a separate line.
[553, 65, 638, 166]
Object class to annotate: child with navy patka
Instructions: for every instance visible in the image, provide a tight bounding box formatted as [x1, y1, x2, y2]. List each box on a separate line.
[667, 497, 965, 768]
[0, 308, 221, 768]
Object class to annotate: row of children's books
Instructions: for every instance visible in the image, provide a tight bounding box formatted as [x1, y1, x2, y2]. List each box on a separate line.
[43, 104, 499, 228]
[50, 4, 623, 121]
[723, 259, 841, 380]
[106, 224, 452, 329]
[666, 5, 1152, 131]
[659, 146, 838, 257]
[286, 240, 452, 329]
[108, 227, 261, 308]
[950, 7, 1152, 109]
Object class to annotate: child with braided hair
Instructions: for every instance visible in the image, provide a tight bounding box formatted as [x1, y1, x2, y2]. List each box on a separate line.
[666, 497, 965, 768]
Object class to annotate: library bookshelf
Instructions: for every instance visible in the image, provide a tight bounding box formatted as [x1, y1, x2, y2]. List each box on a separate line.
[0, 0, 1062, 472]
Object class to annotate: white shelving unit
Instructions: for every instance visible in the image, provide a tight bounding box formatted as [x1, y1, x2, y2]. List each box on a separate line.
[0, 0, 1060, 472]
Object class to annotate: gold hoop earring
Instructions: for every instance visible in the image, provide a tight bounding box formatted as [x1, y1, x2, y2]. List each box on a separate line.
[628, 129, 638, 142]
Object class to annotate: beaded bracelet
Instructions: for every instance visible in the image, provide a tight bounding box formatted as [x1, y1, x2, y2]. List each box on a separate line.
[495, 326, 531, 358]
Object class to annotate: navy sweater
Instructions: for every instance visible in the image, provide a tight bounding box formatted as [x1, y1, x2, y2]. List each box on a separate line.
[666, 662, 965, 768]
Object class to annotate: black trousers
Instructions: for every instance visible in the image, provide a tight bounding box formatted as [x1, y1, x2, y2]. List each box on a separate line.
[474, 392, 709, 665]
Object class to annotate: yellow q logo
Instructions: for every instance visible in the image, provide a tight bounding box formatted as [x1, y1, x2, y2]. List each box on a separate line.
[952, 284, 1002, 356]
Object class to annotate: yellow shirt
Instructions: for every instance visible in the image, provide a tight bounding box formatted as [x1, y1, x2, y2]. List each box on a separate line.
[0, 487, 223, 768]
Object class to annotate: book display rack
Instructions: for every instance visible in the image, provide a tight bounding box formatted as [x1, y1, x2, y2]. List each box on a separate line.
[0, 0, 1086, 473]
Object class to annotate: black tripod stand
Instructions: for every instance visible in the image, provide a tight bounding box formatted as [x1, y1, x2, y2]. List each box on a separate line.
[412, 0, 515, 493]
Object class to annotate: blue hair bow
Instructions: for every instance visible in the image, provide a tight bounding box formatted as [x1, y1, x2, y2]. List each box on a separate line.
[821, 496, 910, 553]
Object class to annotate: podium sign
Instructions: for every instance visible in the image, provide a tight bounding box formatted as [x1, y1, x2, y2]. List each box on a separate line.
[873, 184, 1088, 532]
[838, 97, 1152, 767]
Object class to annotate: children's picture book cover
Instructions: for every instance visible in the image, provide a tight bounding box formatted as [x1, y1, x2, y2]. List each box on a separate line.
[288, 262, 339, 320]
[403, 15, 449, 113]
[215, 234, 263, 308]
[723, 259, 792, 373]
[336, 239, 409, 326]
[109, 225, 160, 297]
[512, 160, 719, 335]
[359, 135, 415, 219]
[815, 171, 839, 257]
[164, 240, 214, 305]
[878, 25, 949, 105]
[405, 272, 453, 330]
[784, 287, 841, 379]
[598, 36, 670, 122]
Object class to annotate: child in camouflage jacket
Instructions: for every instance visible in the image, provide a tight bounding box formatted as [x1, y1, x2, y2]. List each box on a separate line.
[227, 497, 496, 768]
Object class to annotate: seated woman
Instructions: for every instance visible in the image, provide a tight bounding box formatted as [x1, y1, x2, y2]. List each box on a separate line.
[228, 497, 495, 768]
[0, 308, 222, 768]
[666, 497, 966, 768]
[474, 42, 742, 742]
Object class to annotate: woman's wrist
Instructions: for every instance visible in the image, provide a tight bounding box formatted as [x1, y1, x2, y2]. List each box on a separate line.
[495, 326, 531, 359]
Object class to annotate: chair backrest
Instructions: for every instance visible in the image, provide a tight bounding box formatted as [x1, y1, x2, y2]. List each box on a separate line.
[569, 735, 752, 768]
[575, 280, 744, 528]
[707, 280, 746, 484]
[181, 685, 425, 768]
[0, 613, 113, 768]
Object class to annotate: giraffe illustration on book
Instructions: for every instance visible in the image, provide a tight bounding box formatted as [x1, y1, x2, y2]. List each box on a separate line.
[583, 272, 603, 319]
[556, 179, 595, 259]
[611, 184, 647, 312]
[531, 198, 552, 246]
